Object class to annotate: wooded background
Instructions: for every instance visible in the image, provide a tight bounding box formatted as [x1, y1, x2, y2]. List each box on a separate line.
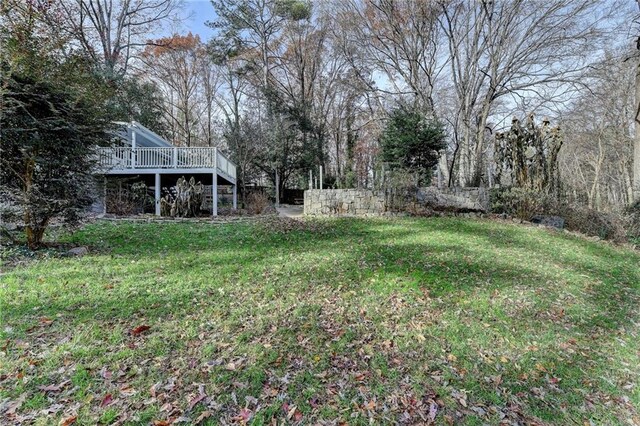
[2, 0, 638, 212]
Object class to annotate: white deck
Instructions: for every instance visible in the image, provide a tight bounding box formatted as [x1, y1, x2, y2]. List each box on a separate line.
[97, 146, 237, 216]
[97, 147, 236, 183]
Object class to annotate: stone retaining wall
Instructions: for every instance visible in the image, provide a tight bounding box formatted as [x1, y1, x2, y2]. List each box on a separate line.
[304, 189, 386, 216]
[304, 187, 489, 216]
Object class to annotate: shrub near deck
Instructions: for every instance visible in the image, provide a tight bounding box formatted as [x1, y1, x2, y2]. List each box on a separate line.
[1, 218, 639, 425]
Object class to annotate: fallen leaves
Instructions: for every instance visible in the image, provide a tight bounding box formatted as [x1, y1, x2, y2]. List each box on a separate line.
[38, 380, 70, 393]
[130, 325, 151, 336]
[39, 317, 54, 326]
[233, 408, 252, 423]
[60, 415, 77, 426]
[187, 391, 206, 410]
[100, 393, 113, 407]
[3, 220, 640, 425]
[451, 389, 468, 408]
[194, 410, 213, 424]
[285, 404, 303, 422]
[119, 384, 137, 397]
[3, 394, 26, 416]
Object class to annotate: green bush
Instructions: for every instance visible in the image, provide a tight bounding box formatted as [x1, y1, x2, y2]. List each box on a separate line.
[380, 108, 446, 185]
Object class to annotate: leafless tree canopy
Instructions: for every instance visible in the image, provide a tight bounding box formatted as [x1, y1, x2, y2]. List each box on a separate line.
[49, 0, 182, 76]
[5, 0, 637, 209]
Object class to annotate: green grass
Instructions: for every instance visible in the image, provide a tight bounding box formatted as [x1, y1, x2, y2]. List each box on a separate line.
[1, 217, 639, 425]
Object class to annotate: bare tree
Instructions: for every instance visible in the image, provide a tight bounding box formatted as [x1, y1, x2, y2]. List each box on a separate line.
[634, 1, 640, 202]
[439, 0, 619, 187]
[209, 0, 314, 200]
[141, 33, 205, 147]
[198, 53, 222, 147]
[49, 0, 182, 77]
[214, 57, 257, 204]
[338, 0, 443, 115]
[561, 48, 635, 210]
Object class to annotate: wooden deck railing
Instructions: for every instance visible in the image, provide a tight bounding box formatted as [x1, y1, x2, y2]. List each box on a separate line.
[97, 147, 236, 179]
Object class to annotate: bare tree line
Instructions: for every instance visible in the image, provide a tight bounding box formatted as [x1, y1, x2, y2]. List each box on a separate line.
[7, 0, 638, 209]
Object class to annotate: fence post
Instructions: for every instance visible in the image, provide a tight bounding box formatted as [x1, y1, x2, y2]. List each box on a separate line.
[173, 147, 178, 168]
[320, 165, 323, 190]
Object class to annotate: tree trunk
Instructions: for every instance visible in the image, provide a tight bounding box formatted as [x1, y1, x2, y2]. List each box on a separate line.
[26, 225, 46, 250]
[23, 157, 45, 249]
[589, 137, 605, 210]
[634, 59, 640, 202]
[623, 159, 634, 205]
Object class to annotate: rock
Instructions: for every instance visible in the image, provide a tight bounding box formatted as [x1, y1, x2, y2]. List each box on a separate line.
[66, 246, 89, 257]
[530, 215, 565, 229]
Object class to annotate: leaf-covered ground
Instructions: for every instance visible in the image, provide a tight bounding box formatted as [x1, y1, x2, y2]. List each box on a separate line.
[1, 217, 639, 425]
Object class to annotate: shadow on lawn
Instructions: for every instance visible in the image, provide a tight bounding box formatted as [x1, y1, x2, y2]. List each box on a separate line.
[7, 217, 639, 326]
[447, 219, 640, 322]
[3, 218, 639, 423]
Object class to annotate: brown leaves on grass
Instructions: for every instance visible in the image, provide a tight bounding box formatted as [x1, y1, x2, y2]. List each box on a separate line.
[60, 415, 77, 426]
[130, 325, 151, 336]
[39, 317, 54, 326]
[194, 410, 213, 424]
[38, 380, 70, 393]
[187, 385, 207, 410]
[26, 316, 55, 333]
[257, 217, 332, 235]
[232, 408, 252, 423]
[2, 394, 26, 416]
[282, 402, 303, 422]
[100, 393, 113, 407]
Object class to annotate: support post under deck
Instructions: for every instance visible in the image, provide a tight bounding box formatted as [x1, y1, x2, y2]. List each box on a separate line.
[233, 183, 237, 209]
[212, 173, 218, 216]
[103, 176, 107, 215]
[155, 173, 161, 216]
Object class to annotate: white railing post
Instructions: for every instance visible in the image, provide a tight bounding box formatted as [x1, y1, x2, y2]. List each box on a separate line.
[99, 146, 236, 174]
[131, 131, 136, 169]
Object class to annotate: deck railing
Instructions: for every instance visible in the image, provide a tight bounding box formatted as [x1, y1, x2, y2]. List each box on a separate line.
[97, 147, 236, 179]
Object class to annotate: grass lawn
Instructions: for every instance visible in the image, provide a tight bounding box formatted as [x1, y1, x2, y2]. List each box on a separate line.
[1, 217, 639, 425]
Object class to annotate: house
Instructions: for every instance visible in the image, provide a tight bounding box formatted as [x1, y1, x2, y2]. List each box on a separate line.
[97, 121, 237, 216]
